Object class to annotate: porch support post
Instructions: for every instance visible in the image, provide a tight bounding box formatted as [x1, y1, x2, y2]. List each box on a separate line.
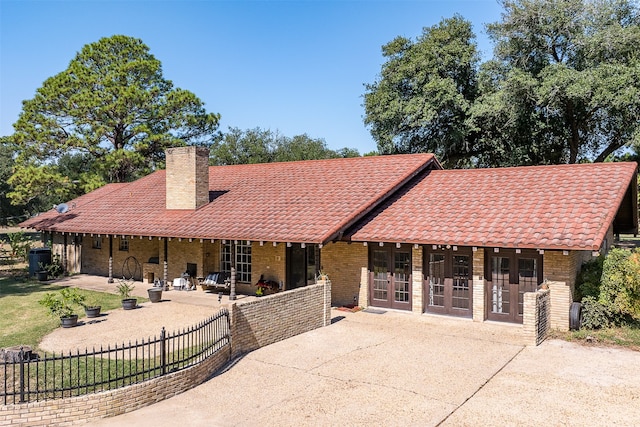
[108, 235, 114, 283]
[163, 238, 168, 285]
[62, 234, 68, 275]
[229, 242, 237, 300]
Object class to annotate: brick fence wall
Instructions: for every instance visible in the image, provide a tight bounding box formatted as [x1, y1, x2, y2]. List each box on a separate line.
[1, 283, 331, 425]
[230, 282, 332, 356]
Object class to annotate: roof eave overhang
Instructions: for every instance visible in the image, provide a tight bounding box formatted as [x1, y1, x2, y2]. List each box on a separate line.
[348, 238, 603, 252]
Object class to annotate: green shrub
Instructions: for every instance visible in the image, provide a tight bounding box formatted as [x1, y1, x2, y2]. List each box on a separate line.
[580, 296, 614, 329]
[46, 253, 64, 278]
[600, 248, 640, 322]
[7, 231, 31, 261]
[38, 288, 85, 318]
[575, 255, 604, 301]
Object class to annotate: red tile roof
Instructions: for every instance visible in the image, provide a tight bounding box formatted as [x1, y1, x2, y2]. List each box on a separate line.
[348, 162, 637, 250]
[21, 154, 437, 244]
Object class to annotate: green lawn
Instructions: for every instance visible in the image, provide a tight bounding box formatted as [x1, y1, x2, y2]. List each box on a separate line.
[0, 272, 123, 350]
[2, 267, 639, 353]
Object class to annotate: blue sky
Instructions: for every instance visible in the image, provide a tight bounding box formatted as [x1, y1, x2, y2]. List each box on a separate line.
[1, 0, 504, 155]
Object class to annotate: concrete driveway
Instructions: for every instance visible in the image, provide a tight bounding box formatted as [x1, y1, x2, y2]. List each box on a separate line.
[87, 309, 640, 426]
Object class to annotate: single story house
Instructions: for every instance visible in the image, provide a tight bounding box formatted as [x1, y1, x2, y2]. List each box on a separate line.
[21, 147, 638, 330]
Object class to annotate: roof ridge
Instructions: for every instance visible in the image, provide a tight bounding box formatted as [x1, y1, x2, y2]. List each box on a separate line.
[439, 161, 638, 173]
[207, 153, 435, 169]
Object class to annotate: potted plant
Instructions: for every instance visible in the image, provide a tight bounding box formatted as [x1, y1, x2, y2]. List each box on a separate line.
[147, 286, 163, 303]
[116, 279, 137, 310]
[81, 296, 102, 318]
[36, 262, 49, 281]
[255, 275, 278, 296]
[38, 288, 85, 328]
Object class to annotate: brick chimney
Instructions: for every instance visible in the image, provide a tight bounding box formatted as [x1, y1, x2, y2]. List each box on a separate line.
[165, 146, 210, 210]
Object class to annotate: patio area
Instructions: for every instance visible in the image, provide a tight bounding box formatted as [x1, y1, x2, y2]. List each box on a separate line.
[38, 274, 254, 353]
[53, 273, 257, 307]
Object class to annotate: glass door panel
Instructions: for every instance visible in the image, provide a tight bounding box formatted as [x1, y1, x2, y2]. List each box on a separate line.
[369, 246, 412, 310]
[518, 258, 537, 316]
[487, 251, 541, 323]
[393, 251, 411, 306]
[429, 254, 445, 307]
[452, 255, 470, 310]
[372, 250, 388, 301]
[491, 257, 510, 314]
[425, 250, 472, 317]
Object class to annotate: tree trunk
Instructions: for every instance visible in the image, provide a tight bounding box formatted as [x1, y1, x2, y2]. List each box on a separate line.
[566, 102, 580, 164]
[594, 140, 624, 163]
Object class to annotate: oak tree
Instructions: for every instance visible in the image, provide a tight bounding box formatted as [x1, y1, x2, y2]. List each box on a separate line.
[363, 15, 480, 167]
[364, 0, 640, 166]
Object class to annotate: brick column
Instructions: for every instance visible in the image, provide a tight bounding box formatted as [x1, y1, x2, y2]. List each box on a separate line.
[358, 266, 369, 308]
[412, 246, 424, 314]
[472, 249, 485, 322]
[522, 291, 537, 343]
[548, 280, 571, 330]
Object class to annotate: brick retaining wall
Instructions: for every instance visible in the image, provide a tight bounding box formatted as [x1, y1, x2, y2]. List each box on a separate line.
[230, 282, 332, 356]
[0, 348, 230, 426]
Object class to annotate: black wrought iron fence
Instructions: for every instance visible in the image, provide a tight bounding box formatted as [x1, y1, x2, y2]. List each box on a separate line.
[1, 308, 230, 404]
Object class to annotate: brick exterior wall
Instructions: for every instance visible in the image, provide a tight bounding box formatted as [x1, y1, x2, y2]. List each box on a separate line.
[79, 235, 161, 281]
[202, 239, 222, 275]
[320, 242, 367, 307]
[1, 285, 330, 425]
[358, 266, 369, 308]
[251, 242, 286, 288]
[167, 238, 204, 280]
[56, 223, 600, 332]
[543, 250, 589, 331]
[165, 146, 209, 210]
[82, 235, 109, 276]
